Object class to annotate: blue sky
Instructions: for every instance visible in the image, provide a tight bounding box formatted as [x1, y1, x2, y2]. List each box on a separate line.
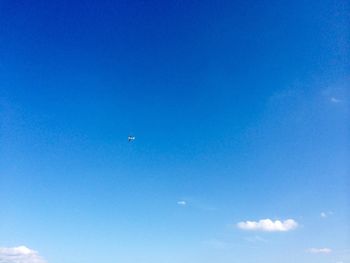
[0, 0, 349, 262]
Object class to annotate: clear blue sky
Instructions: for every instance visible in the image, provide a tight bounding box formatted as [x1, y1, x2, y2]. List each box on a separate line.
[0, 0, 349, 263]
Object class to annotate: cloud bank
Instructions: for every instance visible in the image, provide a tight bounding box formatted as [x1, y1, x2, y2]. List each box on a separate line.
[307, 248, 332, 254]
[237, 219, 298, 232]
[0, 246, 46, 263]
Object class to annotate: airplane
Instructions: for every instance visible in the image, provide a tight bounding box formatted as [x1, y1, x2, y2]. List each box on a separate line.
[128, 135, 135, 142]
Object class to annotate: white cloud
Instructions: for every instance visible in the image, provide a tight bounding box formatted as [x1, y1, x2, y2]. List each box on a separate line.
[307, 248, 332, 254]
[0, 246, 46, 263]
[177, 200, 186, 206]
[321, 212, 327, 218]
[237, 219, 298, 232]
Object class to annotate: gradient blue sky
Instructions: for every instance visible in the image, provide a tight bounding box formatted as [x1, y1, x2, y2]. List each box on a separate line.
[0, 0, 349, 263]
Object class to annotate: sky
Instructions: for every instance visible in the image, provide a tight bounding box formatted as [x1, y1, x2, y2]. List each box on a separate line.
[0, 0, 349, 262]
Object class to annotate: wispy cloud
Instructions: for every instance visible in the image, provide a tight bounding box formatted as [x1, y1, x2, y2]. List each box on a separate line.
[202, 239, 236, 250]
[320, 211, 333, 218]
[307, 248, 332, 254]
[244, 235, 268, 243]
[237, 219, 298, 232]
[0, 246, 46, 263]
[177, 200, 187, 206]
[330, 97, 341, 103]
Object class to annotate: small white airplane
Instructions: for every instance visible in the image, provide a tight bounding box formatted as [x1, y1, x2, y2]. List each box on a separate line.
[128, 135, 135, 142]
